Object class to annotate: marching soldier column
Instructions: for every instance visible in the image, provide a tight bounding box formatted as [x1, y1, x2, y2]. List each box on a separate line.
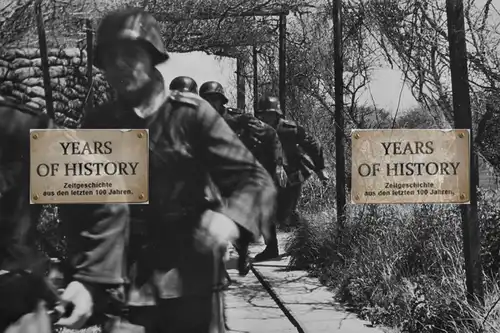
[0, 7, 330, 333]
[254, 95, 329, 261]
[82, 8, 277, 333]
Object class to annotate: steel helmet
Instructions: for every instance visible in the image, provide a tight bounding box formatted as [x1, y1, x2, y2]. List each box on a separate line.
[256, 95, 283, 115]
[94, 8, 169, 69]
[169, 76, 198, 94]
[199, 81, 228, 105]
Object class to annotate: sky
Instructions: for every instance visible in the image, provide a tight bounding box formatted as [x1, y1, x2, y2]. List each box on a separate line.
[157, 52, 420, 115]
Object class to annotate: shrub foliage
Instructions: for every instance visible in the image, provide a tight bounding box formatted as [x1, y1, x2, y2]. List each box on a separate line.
[287, 188, 500, 333]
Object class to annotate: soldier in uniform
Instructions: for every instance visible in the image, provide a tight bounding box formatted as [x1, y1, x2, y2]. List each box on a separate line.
[169, 76, 198, 94]
[223, 109, 288, 276]
[198, 84, 289, 272]
[0, 96, 130, 332]
[199, 81, 230, 119]
[254, 95, 329, 262]
[87, 8, 276, 333]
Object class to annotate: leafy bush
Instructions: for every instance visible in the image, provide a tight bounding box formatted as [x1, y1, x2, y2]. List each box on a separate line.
[287, 188, 500, 333]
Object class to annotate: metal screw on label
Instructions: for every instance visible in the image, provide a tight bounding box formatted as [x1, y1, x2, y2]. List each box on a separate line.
[32, 133, 38, 140]
[138, 193, 145, 200]
[458, 132, 464, 138]
[354, 133, 360, 139]
[460, 193, 466, 200]
[137, 132, 144, 139]
[32, 194, 39, 201]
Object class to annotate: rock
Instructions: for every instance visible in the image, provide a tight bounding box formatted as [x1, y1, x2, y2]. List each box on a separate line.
[0, 67, 8, 78]
[13, 67, 42, 81]
[52, 91, 69, 103]
[0, 46, 114, 127]
[13, 82, 29, 93]
[68, 100, 82, 110]
[47, 49, 61, 57]
[27, 86, 46, 98]
[11, 58, 32, 68]
[31, 57, 61, 67]
[74, 84, 86, 94]
[1, 81, 13, 91]
[61, 87, 80, 99]
[23, 77, 44, 86]
[77, 66, 88, 75]
[63, 118, 79, 128]
[53, 101, 66, 112]
[49, 66, 67, 77]
[52, 78, 67, 87]
[0, 49, 17, 61]
[0, 59, 12, 68]
[62, 48, 81, 58]
[11, 90, 28, 102]
[56, 58, 69, 66]
[31, 97, 46, 107]
[26, 102, 40, 109]
[23, 49, 40, 59]
[14, 49, 26, 58]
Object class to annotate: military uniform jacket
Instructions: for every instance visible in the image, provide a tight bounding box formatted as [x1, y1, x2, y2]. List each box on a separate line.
[0, 97, 129, 288]
[224, 113, 285, 176]
[276, 119, 325, 185]
[82, 85, 277, 302]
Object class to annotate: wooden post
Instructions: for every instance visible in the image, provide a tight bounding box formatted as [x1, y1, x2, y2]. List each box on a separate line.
[236, 57, 246, 110]
[253, 45, 258, 112]
[86, 19, 94, 108]
[34, 0, 54, 119]
[446, 0, 484, 306]
[278, 14, 287, 116]
[333, 0, 346, 231]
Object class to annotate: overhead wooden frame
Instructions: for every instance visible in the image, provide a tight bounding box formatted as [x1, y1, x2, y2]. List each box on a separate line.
[156, 5, 289, 114]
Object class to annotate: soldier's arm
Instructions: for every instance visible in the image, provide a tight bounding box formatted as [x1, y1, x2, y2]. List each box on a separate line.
[195, 102, 277, 241]
[296, 125, 326, 172]
[58, 204, 129, 286]
[57, 105, 129, 310]
[270, 129, 286, 168]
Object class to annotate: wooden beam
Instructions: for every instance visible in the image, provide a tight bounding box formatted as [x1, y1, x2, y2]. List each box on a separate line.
[236, 57, 246, 110]
[85, 19, 94, 109]
[156, 8, 290, 22]
[446, 0, 484, 306]
[278, 14, 286, 116]
[35, 0, 54, 119]
[333, 0, 346, 231]
[171, 39, 274, 53]
[253, 46, 258, 112]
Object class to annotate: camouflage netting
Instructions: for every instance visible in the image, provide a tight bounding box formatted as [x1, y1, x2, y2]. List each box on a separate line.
[1, 0, 313, 55]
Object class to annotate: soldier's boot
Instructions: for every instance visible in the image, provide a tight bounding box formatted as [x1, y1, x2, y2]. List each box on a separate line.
[254, 243, 279, 262]
[254, 223, 279, 262]
[236, 244, 250, 277]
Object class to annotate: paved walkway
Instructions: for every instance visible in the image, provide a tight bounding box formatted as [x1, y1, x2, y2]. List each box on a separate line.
[225, 232, 389, 333]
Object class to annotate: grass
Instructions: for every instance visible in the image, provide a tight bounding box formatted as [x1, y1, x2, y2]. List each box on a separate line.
[287, 180, 500, 333]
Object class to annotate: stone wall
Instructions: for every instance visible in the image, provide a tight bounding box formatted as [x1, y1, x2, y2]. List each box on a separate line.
[0, 47, 112, 128]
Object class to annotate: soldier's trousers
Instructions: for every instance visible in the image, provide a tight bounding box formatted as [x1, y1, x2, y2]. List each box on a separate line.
[127, 292, 225, 333]
[276, 183, 303, 226]
[262, 183, 303, 250]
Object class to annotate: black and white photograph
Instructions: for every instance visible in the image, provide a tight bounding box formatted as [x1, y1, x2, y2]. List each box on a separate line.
[0, 0, 499, 332]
